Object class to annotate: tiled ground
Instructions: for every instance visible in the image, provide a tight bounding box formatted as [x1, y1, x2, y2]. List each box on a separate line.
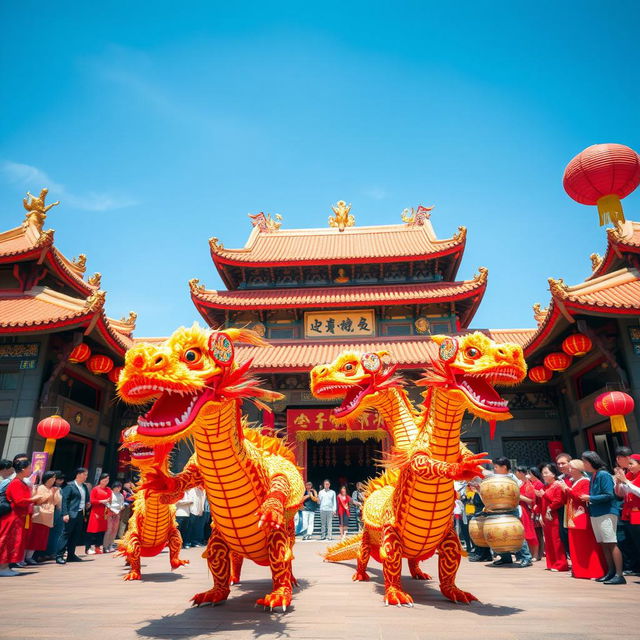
[3, 540, 639, 640]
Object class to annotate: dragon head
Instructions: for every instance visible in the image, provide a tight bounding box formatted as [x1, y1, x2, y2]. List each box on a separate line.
[120, 425, 172, 470]
[310, 350, 402, 423]
[419, 332, 527, 436]
[117, 323, 282, 444]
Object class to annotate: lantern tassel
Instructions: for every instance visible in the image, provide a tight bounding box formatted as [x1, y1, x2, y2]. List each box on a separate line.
[610, 415, 628, 433]
[43, 438, 57, 457]
[597, 194, 626, 226]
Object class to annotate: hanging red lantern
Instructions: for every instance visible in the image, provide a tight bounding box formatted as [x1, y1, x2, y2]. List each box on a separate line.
[562, 333, 593, 357]
[37, 415, 71, 458]
[563, 143, 640, 226]
[543, 352, 572, 372]
[68, 343, 91, 363]
[594, 391, 635, 433]
[107, 366, 123, 384]
[529, 365, 553, 384]
[87, 354, 114, 375]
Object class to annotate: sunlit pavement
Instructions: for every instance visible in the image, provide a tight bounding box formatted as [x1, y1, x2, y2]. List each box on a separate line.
[3, 539, 639, 640]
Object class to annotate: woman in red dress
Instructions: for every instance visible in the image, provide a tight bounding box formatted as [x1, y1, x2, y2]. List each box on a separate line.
[528, 466, 545, 561]
[516, 466, 538, 560]
[541, 463, 569, 572]
[0, 459, 37, 577]
[86, 473, 112, 554]
[561, 459, 606, 579]
[337, 486, 352, 540]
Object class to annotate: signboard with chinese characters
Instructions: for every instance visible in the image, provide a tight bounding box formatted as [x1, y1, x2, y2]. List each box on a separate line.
[287, 408, 388, 442]
[304, 310, 375, 339]
[0, 342, 40, 369]
[629, 327, 640, 356]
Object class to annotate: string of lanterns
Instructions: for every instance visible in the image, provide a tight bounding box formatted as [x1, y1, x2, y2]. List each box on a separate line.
[68, 343, 122, 384]
[528, 332, 592, 384]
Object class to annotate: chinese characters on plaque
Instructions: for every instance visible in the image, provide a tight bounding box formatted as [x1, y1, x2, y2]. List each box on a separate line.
[287, 408, 386, 435]
[304, 309, 375, 339]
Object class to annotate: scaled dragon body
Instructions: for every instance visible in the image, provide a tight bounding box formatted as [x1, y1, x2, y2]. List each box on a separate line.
[117, 426, 188, 580]
[117, 325, 305, 611]
[316, 333, 526, 606]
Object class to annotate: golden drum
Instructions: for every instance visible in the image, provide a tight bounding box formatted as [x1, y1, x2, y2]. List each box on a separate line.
[479, 475, 520, 512]
[483, 514, 525, 553]
[468, 516, 487, 547]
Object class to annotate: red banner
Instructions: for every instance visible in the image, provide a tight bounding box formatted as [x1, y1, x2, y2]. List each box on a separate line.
[287, 408, 388, 442]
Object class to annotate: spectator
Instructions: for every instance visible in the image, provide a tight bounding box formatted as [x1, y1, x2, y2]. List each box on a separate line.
[118, 481, 135, 539]
[561, 459, 606, 579]
[0, 459, 13, 492]
[56, 467, 90, 564]
[515, 466, 538, 560]
[301, 481, 318, 540]
[25, 471, 61, 564]
[540, 463, 569, 572]
[202, 495, 211, 545]
[613, 446, 637, 574]
[318, 479, 336, 541]
[614, 452, 640, 576]
[459, 481, 476, 554]
[175, 491, 193, 548]
[86, 473, 112, 554]
[103, 481, 124, 552]
[352, 482, 365, 532]
[0, 459, 37, 577]
[188, 487, 206, 547]
[44, 473, 65, 560]
[337, 486, 352, 540]
[581, 450, 624, 584]
[555, 452, 573, 556]
[527, 466, 545, 561]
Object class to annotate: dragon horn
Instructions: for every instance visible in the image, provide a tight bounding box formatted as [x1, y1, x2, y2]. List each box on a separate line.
[221, 327, 271, 348]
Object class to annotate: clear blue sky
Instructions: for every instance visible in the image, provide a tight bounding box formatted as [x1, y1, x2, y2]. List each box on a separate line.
[1, 1, 639, 337]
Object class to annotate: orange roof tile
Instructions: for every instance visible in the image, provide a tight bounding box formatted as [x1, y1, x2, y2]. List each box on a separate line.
[211, 221, 466, 267]
[0, 223, 50, 258]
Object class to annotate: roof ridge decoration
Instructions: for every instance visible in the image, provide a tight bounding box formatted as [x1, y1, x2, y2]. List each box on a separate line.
[72, 254, 87, 273]
[249, 212, 282, 232]
[453, 225, 467, 242]
[120, 311, 137, 328]
[22, 188, 59, 231]
[328, 200, 354, 232]
[87, 272, 101, 287]
[401, 205, 433, 226]
[590, 252, 603, 272]
[84, 289, 106, 312]
[548, 277, 569, 297]
[532, 302, 549, 326]
[209, 237, 224, 252]
[189, 278, 206, 294]
[35, 228, 55, 248]
[473, 266, 489, 283]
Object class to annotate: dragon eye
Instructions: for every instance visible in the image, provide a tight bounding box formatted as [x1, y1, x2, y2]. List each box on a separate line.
[184, 348, 202, 363]
[465, 347, 481, 359]
[343, 362, 357, 374]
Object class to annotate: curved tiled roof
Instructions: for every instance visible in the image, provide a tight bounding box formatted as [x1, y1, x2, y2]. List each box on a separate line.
[589, 220, 640, 280]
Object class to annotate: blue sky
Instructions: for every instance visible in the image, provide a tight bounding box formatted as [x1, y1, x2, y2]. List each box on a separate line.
[1, 1, 639, 337]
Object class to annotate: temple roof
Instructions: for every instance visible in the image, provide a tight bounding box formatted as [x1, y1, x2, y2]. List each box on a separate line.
[191, 268, 487, 328]
[588, 220, 640, 279]
[210, 221, 466, 268]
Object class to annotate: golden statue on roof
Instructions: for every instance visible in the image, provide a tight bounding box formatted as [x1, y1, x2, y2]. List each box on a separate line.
[329, 200, 354, 232]
[249, 212, 282, 232]
[72, 254, 87, 273]
[401, 205, 433, 226]
[23, 188, 59, 231]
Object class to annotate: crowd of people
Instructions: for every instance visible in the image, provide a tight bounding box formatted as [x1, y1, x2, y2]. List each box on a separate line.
[0, 457, 135, 577]
[455, 447, 640, 586]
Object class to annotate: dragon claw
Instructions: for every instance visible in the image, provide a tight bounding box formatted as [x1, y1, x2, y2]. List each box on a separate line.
[352, 570, 370, 582]
[122, 570, 141, 581]
[256, 588, 292, 612]
[191, 588, 230, 607]
[410, 570, 432, 581]
[440, 585, 478, 604]
[384, 587, 414, 607]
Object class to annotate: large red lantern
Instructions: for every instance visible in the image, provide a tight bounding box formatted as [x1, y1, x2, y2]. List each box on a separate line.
[563, 143, 640, 226]
[544, 352, 572, 372]
[87, 354, 114, 375]
[68, 343, 91, 363]
[107, 366, 123, 384]
[562, 333, 592, 358]
[37, 415, 71, 458]
[594, 391, 635, 433]
[529, 365, 553, 384]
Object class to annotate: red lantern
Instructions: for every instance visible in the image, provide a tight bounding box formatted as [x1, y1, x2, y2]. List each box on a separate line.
[529, 365, 553, 384]
[563, 143, 640, 226]
[87, 354, 114, 375]
[108, 366, 123, 384]
[562, 333, 593, 358]
[37, 415, 71, 458]
[594, 391, 635, 433]
[543, 352, 572, 372]
[68, 343, 91, 363]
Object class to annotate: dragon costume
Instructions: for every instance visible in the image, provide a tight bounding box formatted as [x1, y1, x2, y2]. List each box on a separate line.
[117, 325, 305, 611]
[316, 333, 526, 606]
[117, 426, 189, 581]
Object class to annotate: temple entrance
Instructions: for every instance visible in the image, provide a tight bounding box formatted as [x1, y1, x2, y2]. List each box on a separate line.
[305, 437, 382, 492]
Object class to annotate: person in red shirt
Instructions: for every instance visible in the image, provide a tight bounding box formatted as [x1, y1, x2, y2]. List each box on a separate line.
[555, 452, 573, 555]
[515, 466, 538, 560]
[527, 466, 545, 561]
[86, 473, 112, 554]
[615, 453, 640, 575]
[336, 486, 352, 540]
[541, 463, 569, 572]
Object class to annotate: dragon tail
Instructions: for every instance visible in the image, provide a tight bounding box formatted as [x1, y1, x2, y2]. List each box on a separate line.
[322, 532, 363, 562]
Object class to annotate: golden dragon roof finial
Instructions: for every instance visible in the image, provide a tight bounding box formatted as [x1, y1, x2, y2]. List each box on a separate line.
[189, 278, 206, 294]
[590, 252, 603, 271]
[532, 302, 549, 326]
[473, 266, 489, 283]
[72, 254, 87, 273]
[209, 237, 224, 252]
[248, 212, 282, 232]
[329, 200, 355, 232]
[121, 311, 137, 327]
[548, 277, 569, 297]
[23, 188, 59, 231]
[87, 272, 101, 287]
[85, 290, 106, 312]
[401, 205, 433, 226]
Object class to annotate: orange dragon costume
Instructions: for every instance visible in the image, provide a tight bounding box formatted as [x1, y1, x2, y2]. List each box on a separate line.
[315, 333, 526, 606]
[117, 325, 304, 611]
[117, 426, 189, 580]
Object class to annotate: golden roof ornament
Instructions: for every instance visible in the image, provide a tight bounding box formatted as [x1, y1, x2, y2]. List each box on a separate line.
[72, 254, 87, 273]
[23, 188, 59, 231]
[87, 272, 101, 287]
[532, 302, 549, 326]
[85, 290, 106, 312]
[401, 205, 433, 226]
[590, 252, 603, 271]
[329, 200, 355, 232]
[548, 277, 569, 296]
[249, 212, 282, 232]
[35, 228, 54, 247]
[473, 266, 489, 283]
[189, 278, 205, 294]
[121, 311, 137, 327]
[209, 237, 224, 252]
[453, 225, 467, 242]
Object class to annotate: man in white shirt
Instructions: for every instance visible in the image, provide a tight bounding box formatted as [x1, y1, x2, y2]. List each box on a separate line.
[175, 491, 193, 548]
[318, 479, 337, 541]
[188, 487, 207, 547]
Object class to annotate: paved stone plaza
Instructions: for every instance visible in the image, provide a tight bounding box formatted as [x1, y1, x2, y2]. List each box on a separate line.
[3, 541, 639, 640]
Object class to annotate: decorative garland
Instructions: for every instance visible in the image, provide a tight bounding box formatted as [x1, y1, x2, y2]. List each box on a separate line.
[295, 429, 388, 443]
